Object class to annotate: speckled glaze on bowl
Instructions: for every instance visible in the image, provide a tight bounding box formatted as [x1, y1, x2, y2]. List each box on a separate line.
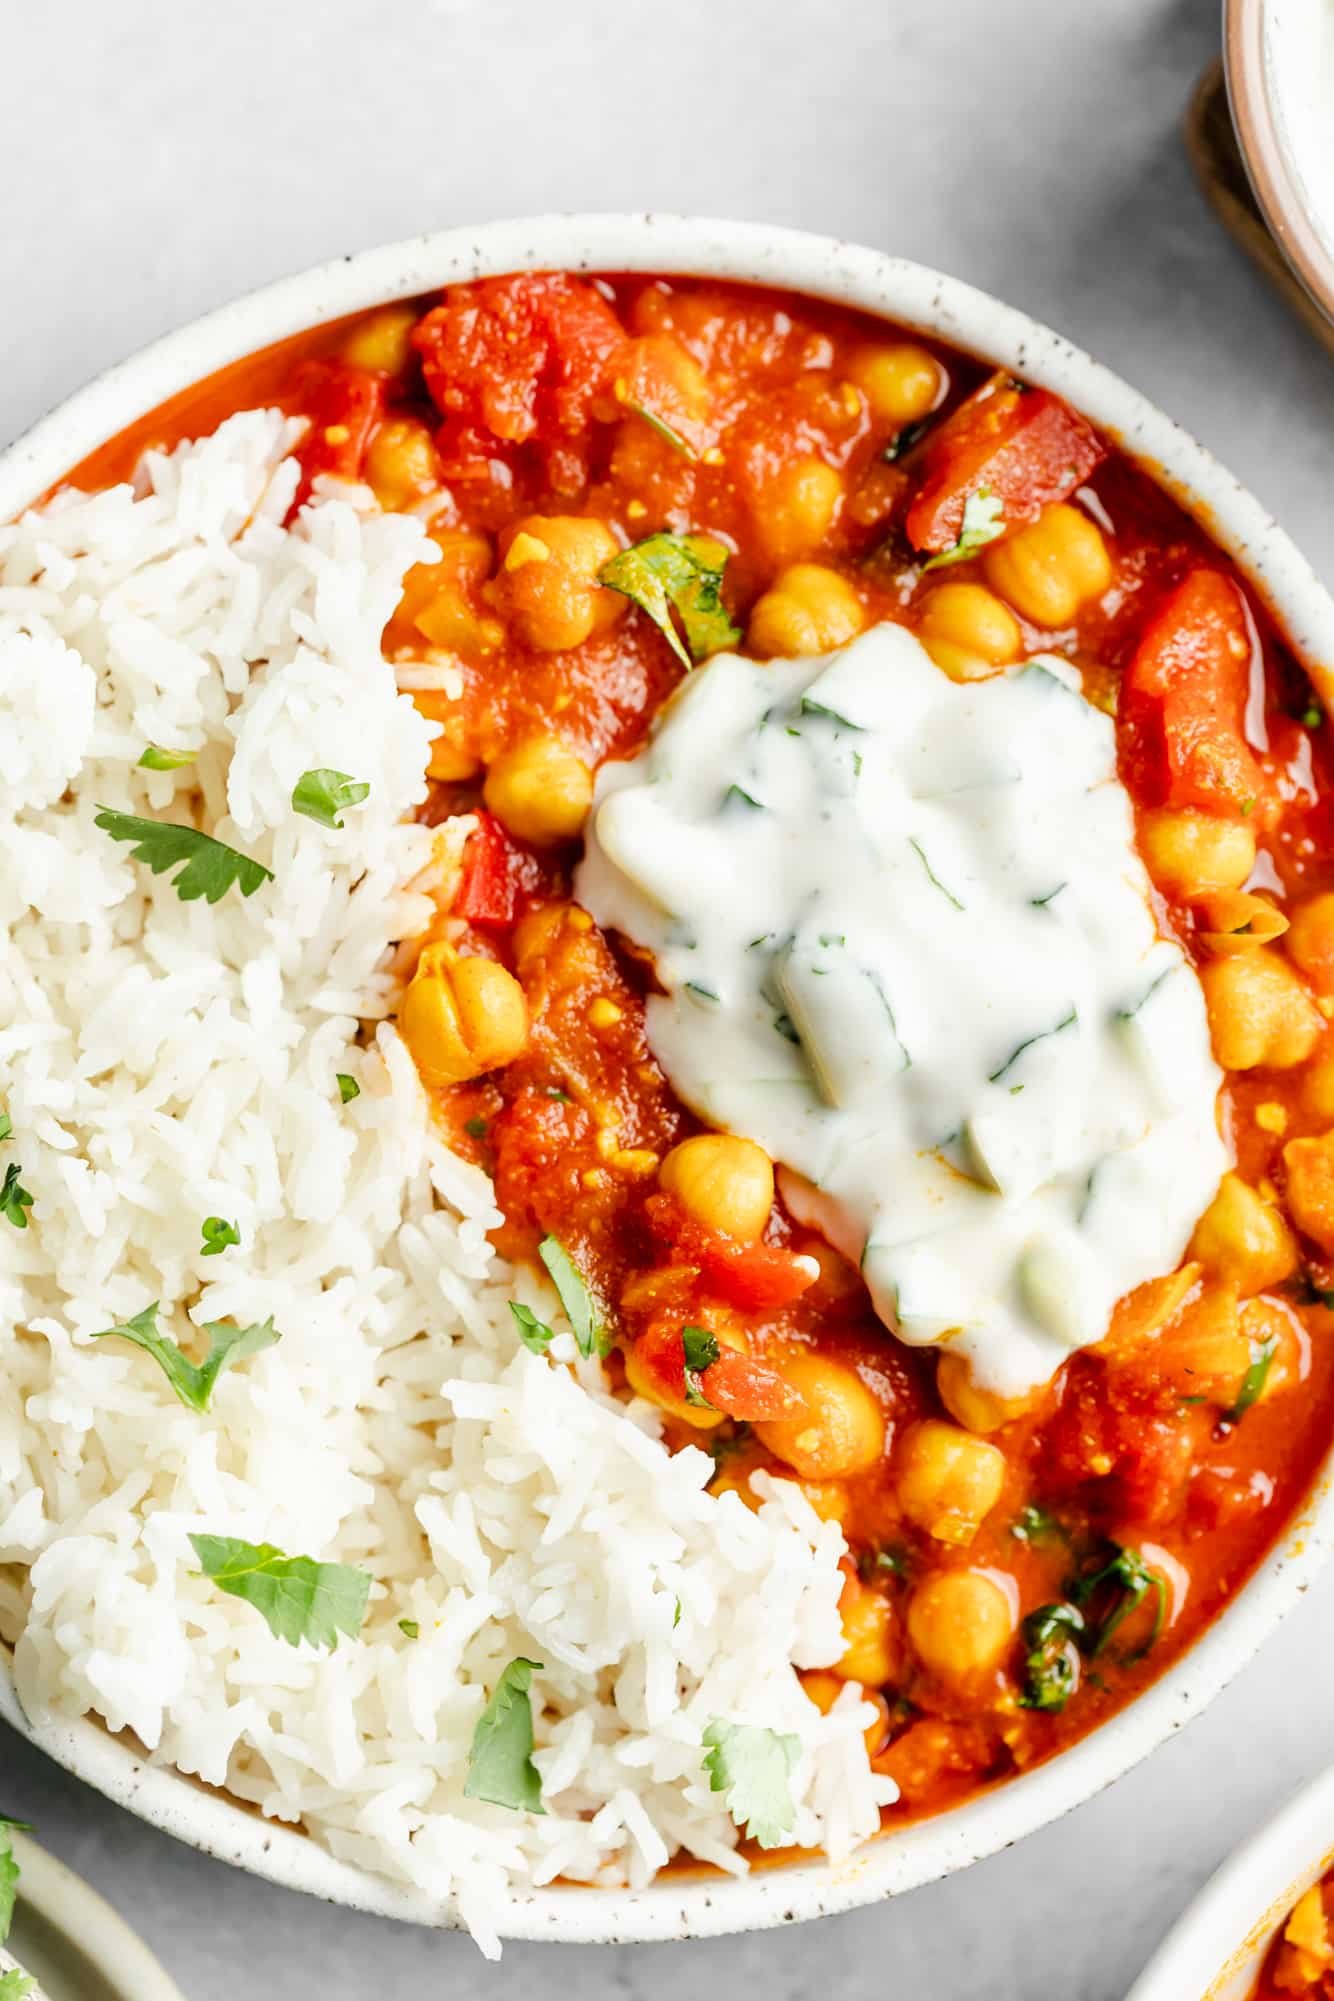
[1128, 1761, 1334, 2000]
[1225, 0, 1334, 327]
[3, 214, 1334, 1946]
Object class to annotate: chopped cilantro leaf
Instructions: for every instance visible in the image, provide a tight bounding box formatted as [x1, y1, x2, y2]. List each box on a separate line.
[200, 1215, 240, 1258]
[291, 767, 371, 830]
[398, 1619, 420, 1639]
[464, 1115, 489, 1139]
[538, 1236, 602, 1359]
[93, 1302, 280, 1412]
[0, 1815, 33, 1944]
[627, 402, 697, 459]
[94, 806, 272, 903]
[881, 416, 933, 462]
[701, 1720, 799, 1849]
[1018, 1602, 1084, 1712]
[510, 1301, 554, 1355]
[0, 1164, 32, 1230]
[1011, 1504, 1067, 1546]
[336, 1073, 360, 1104]
[189, 1533, 369, 1650]
[923, 486, 1006, 570]
[599, 533, 739, 669]
[682, 1323, 720, 1406]
[908, 836, 965, 910]
[1226, 1333, 1277, 1423]
[0, 1971, 35, 1998]
[138, 743, 199, 771]
[0, 1114, 10, 1144]
[464, 1657, 545, 1813]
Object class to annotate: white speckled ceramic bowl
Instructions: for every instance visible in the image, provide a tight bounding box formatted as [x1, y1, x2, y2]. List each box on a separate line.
[1128, 1761, 1334, 2000]
[3, 214, 1334, 1945]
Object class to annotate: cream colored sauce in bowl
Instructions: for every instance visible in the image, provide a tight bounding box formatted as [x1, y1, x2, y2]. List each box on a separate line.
[577, 624, 1226, 1396]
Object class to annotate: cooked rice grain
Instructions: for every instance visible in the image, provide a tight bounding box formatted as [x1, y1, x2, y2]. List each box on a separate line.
[0, 413, 893, 1950]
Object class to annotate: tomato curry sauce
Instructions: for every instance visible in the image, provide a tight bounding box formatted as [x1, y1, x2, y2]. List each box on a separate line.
[66, 271, 1334, 1835]
[1255, 1868, 1334, 1996]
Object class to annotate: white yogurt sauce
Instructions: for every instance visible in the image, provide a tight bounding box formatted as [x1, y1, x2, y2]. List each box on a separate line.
[1268, 0, 1334, 258]
[576, 624, 1228, 1395]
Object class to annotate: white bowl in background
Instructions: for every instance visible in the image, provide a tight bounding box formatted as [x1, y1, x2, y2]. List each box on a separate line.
[1225, 0, 1334, 325]
[3, 212, 1334, 1945]
[1128, 1761, 1334, 2000]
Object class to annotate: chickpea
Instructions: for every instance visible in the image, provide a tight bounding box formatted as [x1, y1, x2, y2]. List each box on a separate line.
[936, 1350, 1036, 1434]
[425, 727, 482, 784]
[658, 1133, 774, 1241]
[846, 343, 943, 428]
[615, 333, 711, 424]
[512, 900, 575, 975]
[365, 418, 440, 512]
[1239, 1294, 1306, 1404]
[755, 1354, 886, 1480]
[1155, 1282, 1250, 1403]
[916, 582, 1021, 683]
[759, 458, 844, 565]
[1200, 951, 1323, 1070]
[1189, 1173, 1299, 1294]
[906, 1570, 1016, 1686]
[623, 1340, 726, 1431]
[1137, 808, 1256, 900]
[1196, 889, 1289, 955]
[836, 1575, 897, 1685]
[398, 944, 528, 1086]
[1283, 1131, 1334, 1254]
[340, 304, 419, 379]
[1108, 1264, 1202, 1350]
[896, 1421, 1007, 1547]
[1304, 1051, 1334, 1123]
[490, 515, 624, 652]
[1287, 892, 1334, 993]
[393, 526, 502, 656]
[800, 1480, 851, 1528]
[981, 503, 1111, 628]
[484, 735, 594, 845]
[747, 563, 865, 659]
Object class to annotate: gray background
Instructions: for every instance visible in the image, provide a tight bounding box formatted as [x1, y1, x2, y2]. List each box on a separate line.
[4, 0, 1334, 1994]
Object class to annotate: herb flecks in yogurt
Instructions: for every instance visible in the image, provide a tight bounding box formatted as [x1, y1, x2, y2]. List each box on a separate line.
[577, 625, 1226, 1395]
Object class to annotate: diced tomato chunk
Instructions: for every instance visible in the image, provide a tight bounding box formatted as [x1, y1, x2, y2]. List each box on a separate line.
[1044, 1358, 1201, 1528]
[453, 811, 527, 927]
[413, 273, 624, 457]
[632, 1321, 807, 1422]
[698, 1238, 818, 1312]
[290, 360, 385, 510]
[1120, 569, 1266, 815]
[643, 1191, 818, 1312]
[905, 375, 1105, 554]
[701, 1348, 808, 1421]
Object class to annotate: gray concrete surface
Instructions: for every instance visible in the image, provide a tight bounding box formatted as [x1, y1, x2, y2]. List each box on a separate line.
[3, 1, 1334, 1994]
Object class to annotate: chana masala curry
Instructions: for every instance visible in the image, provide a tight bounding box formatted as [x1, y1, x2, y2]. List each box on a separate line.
[1256, 1870, 1334, 1996]
[71, 270, 1334, 1837]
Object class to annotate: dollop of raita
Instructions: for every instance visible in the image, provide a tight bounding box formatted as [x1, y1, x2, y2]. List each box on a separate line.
[576, 623, 1227, 1393]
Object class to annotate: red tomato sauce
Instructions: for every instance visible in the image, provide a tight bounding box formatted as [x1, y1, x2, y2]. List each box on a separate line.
[1253, 1869, 1334, 1996]
[56, 271, 1334, 1839]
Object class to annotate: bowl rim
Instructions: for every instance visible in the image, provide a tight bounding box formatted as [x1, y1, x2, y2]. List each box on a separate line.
[1126, 1759, 1334, 1999]
[5, 209, 1334, 1947]
[1224, 0, 1334, 327]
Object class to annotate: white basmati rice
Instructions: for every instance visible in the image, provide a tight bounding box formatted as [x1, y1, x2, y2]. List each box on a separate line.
[0, 412, 894, 1951]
